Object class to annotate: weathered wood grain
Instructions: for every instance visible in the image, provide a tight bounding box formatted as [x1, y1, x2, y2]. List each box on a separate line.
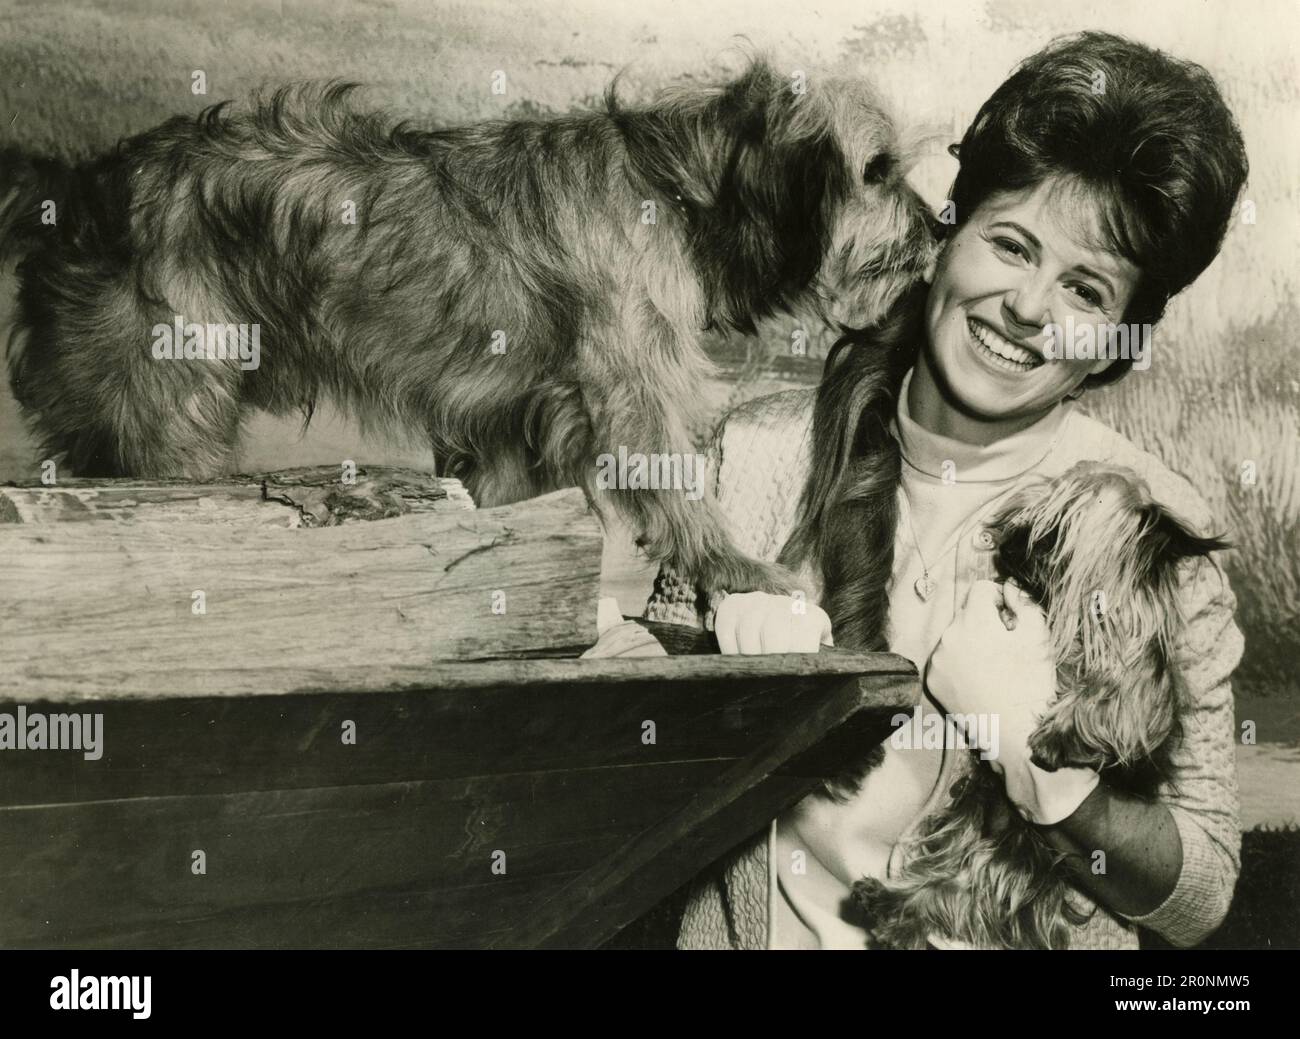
[0, 649, 918, 804]
[0, 486, 602, 693]
[0, 655, 919, 948]
[0, 465, 474, 527]
[9, 875, 577, 950]
[0, 771, 681, 947]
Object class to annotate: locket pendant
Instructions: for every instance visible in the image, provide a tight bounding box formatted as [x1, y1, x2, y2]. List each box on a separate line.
[914, 573, 937, 602]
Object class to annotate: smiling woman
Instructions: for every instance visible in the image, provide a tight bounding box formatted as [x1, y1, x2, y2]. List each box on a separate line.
[916, 177, 1145, 440]
[648, 29, 1251, 950]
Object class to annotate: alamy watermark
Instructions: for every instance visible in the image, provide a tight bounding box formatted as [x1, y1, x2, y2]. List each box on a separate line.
[0, 706, 103, 760]
[889, 705, 1000, 761]
[594, 446, 707, 501]
[50, 971, 150, 1019]
[151, 315, 261, 371]
[1043, 316, 1153, 371]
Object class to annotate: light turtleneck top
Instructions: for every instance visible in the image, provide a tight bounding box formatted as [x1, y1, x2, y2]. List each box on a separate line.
[887, 368, 1071, 669]
[772, 368, 1072, 950]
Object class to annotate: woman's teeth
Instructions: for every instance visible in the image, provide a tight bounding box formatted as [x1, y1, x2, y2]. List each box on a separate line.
[968, 319, 1040, 372]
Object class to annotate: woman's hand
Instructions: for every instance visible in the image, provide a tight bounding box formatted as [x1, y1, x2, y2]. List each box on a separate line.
[926, 580, 1098, 824]
[926, 579, 1056, 726]
[713, 592, 834, 654]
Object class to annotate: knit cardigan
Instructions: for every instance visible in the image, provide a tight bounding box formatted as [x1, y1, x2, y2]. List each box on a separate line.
[644, 387, 1244, 950]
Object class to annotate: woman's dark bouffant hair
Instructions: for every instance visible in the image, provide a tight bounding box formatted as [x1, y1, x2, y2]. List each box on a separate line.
[779, 31, 1249, 675]
[952, 31, 1249, 385]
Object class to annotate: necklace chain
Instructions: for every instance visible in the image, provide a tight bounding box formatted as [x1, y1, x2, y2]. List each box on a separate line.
[902, 498, 957, 602]
[900, 481, 1024, 602]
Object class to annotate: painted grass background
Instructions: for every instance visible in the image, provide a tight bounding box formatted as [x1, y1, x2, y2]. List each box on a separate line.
[0, 0, 1296, 705]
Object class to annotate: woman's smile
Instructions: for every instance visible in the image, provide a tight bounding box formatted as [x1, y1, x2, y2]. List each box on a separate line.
[966, 317, 1043, 374]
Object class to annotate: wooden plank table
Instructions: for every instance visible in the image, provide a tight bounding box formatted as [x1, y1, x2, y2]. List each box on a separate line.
[0, 471, 919, 948]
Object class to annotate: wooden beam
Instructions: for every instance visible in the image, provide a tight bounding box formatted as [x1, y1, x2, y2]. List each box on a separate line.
[0, 465, 474, 527]
[0, 486, 603, 692]
[0, 648, 918, 948]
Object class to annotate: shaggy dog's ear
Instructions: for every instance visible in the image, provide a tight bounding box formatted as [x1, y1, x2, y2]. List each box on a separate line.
[1029, 663, 1180, 775]
[1141, 502, 1229, 568]
[692, 60, 852, 333]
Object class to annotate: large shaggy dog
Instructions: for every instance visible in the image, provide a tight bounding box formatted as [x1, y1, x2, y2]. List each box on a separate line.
[853, 462, 1227, 949]
[1, 59, 933, 595]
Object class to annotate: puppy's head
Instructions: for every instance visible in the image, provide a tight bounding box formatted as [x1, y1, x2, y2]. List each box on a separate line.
[803, 72, 938, 332]
[987, 462, 1227, 774]
[630, 58, 935, 334]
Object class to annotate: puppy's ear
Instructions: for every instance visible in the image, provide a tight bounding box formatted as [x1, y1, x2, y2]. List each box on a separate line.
[1030, 663, 1179, 773]
[1141, 503, 1228, 573]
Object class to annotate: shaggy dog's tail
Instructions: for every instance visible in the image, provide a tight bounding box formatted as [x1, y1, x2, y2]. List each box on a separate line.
[0, 147, 73, 266]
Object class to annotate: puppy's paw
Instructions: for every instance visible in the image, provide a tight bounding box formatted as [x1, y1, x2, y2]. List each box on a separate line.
[851, 876, 888, 912]
[699, 551, 796, 597]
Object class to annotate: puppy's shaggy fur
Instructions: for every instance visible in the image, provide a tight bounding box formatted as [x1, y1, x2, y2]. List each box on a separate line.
[1, 59, 933, 594]
[853, 461, 1227, 949]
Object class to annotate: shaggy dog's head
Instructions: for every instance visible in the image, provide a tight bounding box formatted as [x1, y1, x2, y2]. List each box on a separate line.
[613, 57, 936, 336]
[987, 461, 1227, 780]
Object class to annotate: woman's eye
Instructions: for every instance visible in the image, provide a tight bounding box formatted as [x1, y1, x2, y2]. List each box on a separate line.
[993, 237, 1026, 259]
[1069, 283, 1103, 308]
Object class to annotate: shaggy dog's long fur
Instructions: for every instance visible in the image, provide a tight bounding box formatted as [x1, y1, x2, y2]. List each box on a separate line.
[852, 462, 1227, 949]
[1, 59, 933, 595]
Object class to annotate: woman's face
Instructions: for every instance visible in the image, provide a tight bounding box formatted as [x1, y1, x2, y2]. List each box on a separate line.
[920, 177, 1141, 432]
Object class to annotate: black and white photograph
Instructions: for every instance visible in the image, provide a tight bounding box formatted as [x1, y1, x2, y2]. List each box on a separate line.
[0, 0, 1295, 1010]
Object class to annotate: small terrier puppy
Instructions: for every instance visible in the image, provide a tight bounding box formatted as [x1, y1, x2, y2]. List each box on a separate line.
[2, 59, 933, 597]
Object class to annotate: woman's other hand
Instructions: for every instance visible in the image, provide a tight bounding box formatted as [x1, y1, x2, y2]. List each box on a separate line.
[927, 580, 1057, 723]
[926, 580, 1098, 824]
[714, 592, 834, 654]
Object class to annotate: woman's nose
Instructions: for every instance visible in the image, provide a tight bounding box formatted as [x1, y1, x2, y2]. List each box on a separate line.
[1002, 276, 1052, 333]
